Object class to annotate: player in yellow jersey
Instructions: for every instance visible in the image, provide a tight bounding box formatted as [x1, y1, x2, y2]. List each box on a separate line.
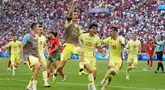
[3, 35, 22, 76]
[125, 33, 141, 80]
[36, 25, 50, 87]
[79, 24, 105, 90]
[53, 0, 96, 89]
[100, 26, 125, 90]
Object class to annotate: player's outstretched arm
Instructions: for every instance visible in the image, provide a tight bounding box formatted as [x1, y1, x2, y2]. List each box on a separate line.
[68, 0, 78, 18]
[19, 44, 24, 65]
[96, 46, 106, 57]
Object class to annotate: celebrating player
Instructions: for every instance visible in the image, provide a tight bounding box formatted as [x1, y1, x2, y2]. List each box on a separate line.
[78, 24, 105, 90]
[100, 26, 125, 90]
[125, 33, 141, 80]
[47, 31, 66, 81]
[36, 25, 50, 87]
[19, 23, 41, 90]
[154, 36, 164, 73]
[53, 0, 96, 89]
[3, 35, 22, 76]
[146, 39, 155, 69]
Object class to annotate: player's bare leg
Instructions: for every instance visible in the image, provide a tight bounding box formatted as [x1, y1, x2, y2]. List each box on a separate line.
[52, 61, 66, 81]
[53, 61, 66, 83]
[40, 60, 50, 87]
[76, 47, 88, 76]
[100, 66, 116, 90]
[31, 63, 40, 90]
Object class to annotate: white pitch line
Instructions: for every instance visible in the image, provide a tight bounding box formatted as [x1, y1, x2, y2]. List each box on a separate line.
[0, 78, 164, 90]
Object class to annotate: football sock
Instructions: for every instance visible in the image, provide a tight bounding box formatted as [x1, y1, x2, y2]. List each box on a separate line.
[8, 60, 11, 68]
[160, 63, 164, 72]
[59, 68, 65, 78]
[42, 71, 48, 83]
[88, 73, 95, 87]
[79, 62, 84, 72]
[157, 63, 161, 71]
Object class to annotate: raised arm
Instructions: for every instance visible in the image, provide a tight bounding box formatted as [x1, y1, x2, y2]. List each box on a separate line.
[68, 0, 78, 18]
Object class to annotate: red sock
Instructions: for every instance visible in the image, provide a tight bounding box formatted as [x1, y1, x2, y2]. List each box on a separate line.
[150, 60, 153, 67]
[47, 69, 53, 78]
[8, 60, 11, 68]
[59, 68, 65, 78]
[147, 60, 149, 65]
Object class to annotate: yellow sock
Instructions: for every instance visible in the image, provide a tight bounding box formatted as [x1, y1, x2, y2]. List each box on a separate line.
[104, 70, 111, 80]
[27, 80, 32, 87]
[54, 69, 57, 75]
[42, 71, 48, 83]
[88, 74, 95, 87]
[79, 62, 84, 70]
[32, 80, 37, 85]
[126, 66, 132, 75]
[12, 65, 15, 74]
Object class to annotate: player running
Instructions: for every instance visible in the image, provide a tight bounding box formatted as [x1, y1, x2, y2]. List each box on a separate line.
[47, 31, 66, 81]
[78, 24, 105, 90]
[3, 35, 22, 76]
[100, 26, 125, 90]
[125, 33, 141, 80]
[146, 39, 155, 70]
[36, 25, 50, 87]
[18, 23, 41, 90]
[53, 0, 96, 89]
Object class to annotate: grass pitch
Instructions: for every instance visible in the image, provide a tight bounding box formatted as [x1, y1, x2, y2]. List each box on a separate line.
[0, 58, 165, 90]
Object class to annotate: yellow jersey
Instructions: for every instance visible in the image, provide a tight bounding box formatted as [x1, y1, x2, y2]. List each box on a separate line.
[36, 35, 46, 55]
[78, 33, 101, 56]
[103, 36, 125, 61]
[126, 40, 141, 56]
[7, 41, 22, 55]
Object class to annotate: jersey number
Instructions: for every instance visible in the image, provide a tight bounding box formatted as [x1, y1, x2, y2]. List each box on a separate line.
[86, 42, 92, 47]
[112, 45, 116, 49]
[40, 41, 43, 45]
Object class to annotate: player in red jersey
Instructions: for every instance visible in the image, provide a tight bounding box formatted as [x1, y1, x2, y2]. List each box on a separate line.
[146, 39, 155, 69]
[47, 31, 66, 81]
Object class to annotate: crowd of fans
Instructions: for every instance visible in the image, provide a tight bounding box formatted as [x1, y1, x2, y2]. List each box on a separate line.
[0, 0, 165, 53]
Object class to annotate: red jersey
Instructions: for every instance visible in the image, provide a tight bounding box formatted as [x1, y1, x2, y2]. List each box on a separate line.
[146, 44, 155, 56]
[49, 38, 59, 56]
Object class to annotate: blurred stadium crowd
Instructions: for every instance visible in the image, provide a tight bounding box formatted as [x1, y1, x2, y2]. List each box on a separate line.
[0, 0, 165, 52]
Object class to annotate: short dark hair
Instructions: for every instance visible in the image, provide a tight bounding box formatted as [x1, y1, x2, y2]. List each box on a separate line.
[110, 26, 118, 32]
[88, 24, 98, 29]
[49, 31, 58, 37]
[31, 23, 38, 30]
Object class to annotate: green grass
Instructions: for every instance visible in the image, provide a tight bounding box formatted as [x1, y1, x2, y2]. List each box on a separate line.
[0, 58, 165, 90]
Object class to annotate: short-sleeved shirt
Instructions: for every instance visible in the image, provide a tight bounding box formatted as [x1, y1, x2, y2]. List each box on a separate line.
[103, 36, 125, 61]
[156, 41, 164, 52]
[49, 38, 59, 56]
[146, 44, 155, 56]
[7, 41, 22, 55]
[78, 33, 101, 56]
[36, 35, 46, 55]
[63, 19, 82, 45]
[126, 40, 141, 56]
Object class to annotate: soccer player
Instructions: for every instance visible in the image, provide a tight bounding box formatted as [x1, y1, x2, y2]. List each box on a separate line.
[100, 26, 125, 90]
[146, 39, 155, 69]
[53, 0, 96, 89]
[125, 33, 141, 80]
[36, 25, 50, 87]
[47, 31, 66, 81]
[154, 36, 164, 73]
[19, 23, 41, 90]
[78, 24, 105, 90]
[3, 35, 22, 76]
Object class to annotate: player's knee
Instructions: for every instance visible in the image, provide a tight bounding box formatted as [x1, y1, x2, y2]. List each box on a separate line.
[109, 68, 116, 76]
